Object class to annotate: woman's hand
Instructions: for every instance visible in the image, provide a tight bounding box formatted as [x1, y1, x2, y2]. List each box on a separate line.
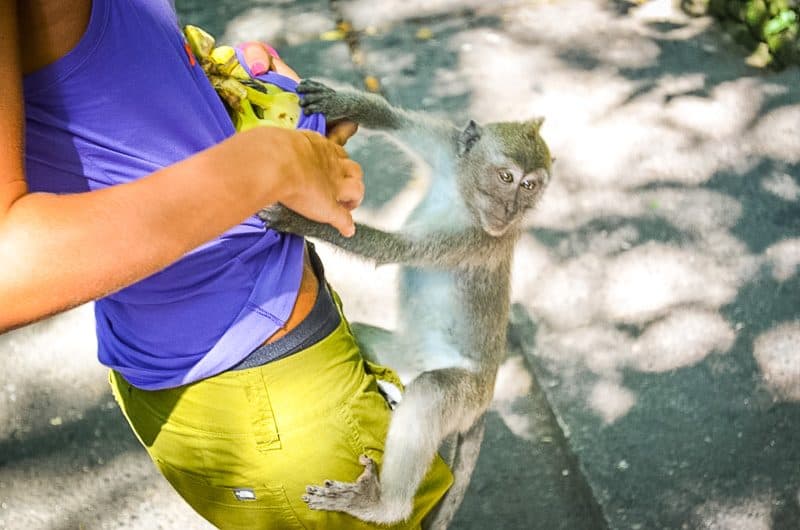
[264, 128, 364, 237]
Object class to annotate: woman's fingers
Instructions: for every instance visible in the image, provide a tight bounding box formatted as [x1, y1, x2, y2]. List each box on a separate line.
[239, 41, 274, 76]
[326, 120, 359, 146]
[271, 55, 301, 81]
[299, 130, 344, 155]
[281, 131, 363, 237]
[319, 152, 362, 235]
[239, 41, 301, 82]
[336, 159, 364, 210]
[341, 157, 363, 182]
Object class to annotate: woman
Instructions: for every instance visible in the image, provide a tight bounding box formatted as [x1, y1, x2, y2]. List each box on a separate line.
[0, 0, 452, 528]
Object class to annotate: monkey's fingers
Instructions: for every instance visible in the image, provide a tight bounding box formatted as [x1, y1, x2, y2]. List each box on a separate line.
[297, 78, 334, 95]
[299, 93, 328, 107]
[300, 97, 336, 117]
[302, 481, 360, 511]
[310, 481, 359, 495]
[354, 455, 379, 486]
[298, 79, 339, 116]
[256, 204, 287, 227]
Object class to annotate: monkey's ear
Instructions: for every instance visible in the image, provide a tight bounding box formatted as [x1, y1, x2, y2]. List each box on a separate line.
[528, 117, 545, 134]
[458, 119, 482, 155]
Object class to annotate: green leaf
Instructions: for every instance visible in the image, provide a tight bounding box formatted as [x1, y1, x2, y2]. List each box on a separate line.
[764, 9, 798, 36]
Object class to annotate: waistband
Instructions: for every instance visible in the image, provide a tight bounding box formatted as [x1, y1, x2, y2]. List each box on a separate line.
[230, 243, 341, 371]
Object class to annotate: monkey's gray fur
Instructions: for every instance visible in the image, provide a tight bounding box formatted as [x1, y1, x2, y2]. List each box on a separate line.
[259, 79, 553, 529]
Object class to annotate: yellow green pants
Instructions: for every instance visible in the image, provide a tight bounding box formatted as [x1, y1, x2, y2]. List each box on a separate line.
[108, 298, 453, 529]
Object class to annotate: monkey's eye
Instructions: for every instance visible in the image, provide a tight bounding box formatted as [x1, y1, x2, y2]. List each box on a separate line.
[520, 179, 537, 191]
[497, 169, 514, 183]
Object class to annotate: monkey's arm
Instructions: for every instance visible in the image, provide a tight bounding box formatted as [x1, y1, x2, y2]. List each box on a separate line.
[259, 205, 508, 270]
[298, 79, 460, 175]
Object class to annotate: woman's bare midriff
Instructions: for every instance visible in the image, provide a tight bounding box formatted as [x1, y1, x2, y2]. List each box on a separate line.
[261, 249, 319, 345]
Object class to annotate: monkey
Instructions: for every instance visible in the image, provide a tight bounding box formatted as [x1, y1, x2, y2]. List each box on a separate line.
[258, 79, 553, 529]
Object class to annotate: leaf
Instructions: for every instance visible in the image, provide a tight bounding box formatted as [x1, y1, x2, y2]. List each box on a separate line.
[320, 29, 347, 41]
[764, 9, 798, 36]
[415, 27, 434, 40]
[364, 76, 381, 92]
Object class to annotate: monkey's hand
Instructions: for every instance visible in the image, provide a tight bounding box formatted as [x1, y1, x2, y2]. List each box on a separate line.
[297, 79, 352, 121]
[258, 204, 338, 239]
[303, 455, 395, 523]
[298, 79, 397, 130]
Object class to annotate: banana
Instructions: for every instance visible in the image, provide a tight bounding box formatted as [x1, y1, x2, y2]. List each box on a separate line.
[183, 25, 304, 132]
[211, 77, 248, 111]
[209, 45, 250, 79]
[184, 25, 215, 64]
[243, 83, 300, 126]
[232, 99, 263, 132]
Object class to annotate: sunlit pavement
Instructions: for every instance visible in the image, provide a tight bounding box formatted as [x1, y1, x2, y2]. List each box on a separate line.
[1, 0, 798, 528]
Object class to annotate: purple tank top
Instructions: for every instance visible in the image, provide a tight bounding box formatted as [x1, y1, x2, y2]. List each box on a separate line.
[23, 0, 323, 390]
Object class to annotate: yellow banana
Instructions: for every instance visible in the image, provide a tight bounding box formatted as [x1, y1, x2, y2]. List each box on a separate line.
[184, 25, 215, 63]
[244, 83, 290, 107]
[211, 77, 248, 111]
[209, 45, 250, 79]
[232, 99, 263, 132]
[242, 80, 282, 98]
[183, 25, 305, 132]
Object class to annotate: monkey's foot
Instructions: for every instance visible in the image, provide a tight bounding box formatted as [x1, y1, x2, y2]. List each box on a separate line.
[302, 455, 402, 523]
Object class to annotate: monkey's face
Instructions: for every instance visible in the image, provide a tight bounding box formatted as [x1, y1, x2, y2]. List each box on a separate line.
[461, 123, 553, 237]
[471, 164, 551, 236]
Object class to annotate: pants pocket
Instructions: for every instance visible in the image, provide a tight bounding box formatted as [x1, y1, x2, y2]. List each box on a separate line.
[155, 457, 307, 530]
[339, 370, 394, 458]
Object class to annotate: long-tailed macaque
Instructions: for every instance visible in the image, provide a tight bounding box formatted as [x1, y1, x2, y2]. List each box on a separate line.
[260, 79, 553, 529]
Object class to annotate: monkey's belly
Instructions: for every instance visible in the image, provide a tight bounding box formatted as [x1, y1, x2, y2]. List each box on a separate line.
[397, 268, 473, 374]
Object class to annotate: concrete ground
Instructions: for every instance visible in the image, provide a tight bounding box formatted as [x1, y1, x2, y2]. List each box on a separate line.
[2, 0, 799, 528]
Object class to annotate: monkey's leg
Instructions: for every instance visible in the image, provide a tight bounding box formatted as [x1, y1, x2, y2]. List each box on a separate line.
[349, 322, 395, 365]
[422, 415, 487, 530]
[303, 368, 488, 525]
[350, 322, 423, 384]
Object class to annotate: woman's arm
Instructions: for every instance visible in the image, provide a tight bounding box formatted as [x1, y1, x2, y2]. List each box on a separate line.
[0, 4, 363, 332]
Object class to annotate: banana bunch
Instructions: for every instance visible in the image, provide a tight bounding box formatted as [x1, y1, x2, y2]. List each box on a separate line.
[183, 25, 300, 131]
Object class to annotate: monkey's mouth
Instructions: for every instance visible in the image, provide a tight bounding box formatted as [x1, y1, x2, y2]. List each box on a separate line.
[479, 212, 512, 237]
[485, 224, 509, 237]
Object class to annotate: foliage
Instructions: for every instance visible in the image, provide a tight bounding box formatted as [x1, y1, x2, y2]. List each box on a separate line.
[684, 0, 800, 68]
